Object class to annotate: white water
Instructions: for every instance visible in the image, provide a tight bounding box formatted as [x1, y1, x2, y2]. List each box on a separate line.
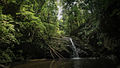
[57, 0, 63, 20]
[69, 38, 79, 58]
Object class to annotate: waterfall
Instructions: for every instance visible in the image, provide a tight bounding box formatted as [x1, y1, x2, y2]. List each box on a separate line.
[57, 0, 63, 20]
[69, 38, 79, 58]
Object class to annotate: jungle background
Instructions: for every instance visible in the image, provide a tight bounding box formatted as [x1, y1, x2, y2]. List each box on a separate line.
[0, 0, 120, 66]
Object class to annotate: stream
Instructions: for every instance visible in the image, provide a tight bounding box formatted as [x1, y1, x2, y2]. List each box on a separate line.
[11, 58, 118, 68]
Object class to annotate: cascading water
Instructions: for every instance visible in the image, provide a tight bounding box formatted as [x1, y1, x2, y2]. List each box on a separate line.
[56, 0, 79, 59]
[57, 0, 63, 20]
[69, 38, 79, 58]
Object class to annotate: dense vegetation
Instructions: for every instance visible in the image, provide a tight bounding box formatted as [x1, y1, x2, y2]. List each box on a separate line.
[0, 0, 120, 65]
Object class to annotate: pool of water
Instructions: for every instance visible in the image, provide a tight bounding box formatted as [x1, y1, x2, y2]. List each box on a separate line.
[11, 58, 119, 68]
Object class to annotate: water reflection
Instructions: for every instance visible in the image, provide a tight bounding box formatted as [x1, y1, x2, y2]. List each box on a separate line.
[12, 58, 117, 68]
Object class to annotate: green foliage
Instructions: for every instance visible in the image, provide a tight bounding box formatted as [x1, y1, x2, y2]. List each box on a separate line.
[61, 0, 90, 35]
[44, 23, 57, 37]
[0, 48, 15, 63]
[0, 0, 67, 63]
[0, 14, 17, 64]
[0, 15, 17, 44]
